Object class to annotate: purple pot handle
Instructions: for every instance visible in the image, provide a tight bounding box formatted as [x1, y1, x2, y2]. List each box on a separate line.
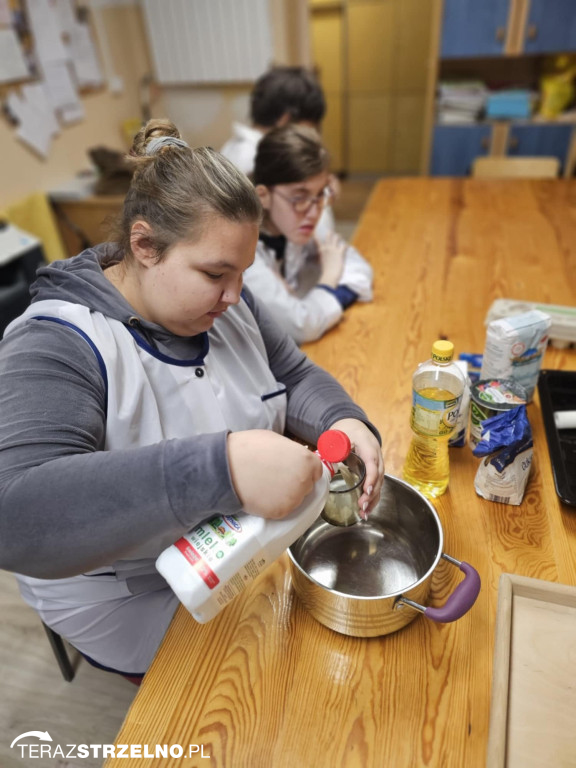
[424, 559, 481, 623]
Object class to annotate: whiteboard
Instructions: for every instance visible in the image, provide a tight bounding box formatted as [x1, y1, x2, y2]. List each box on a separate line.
[141, 0, 273, 84]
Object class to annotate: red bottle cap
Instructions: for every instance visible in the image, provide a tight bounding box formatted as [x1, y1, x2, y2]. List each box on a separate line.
[316, 430, 351, 463]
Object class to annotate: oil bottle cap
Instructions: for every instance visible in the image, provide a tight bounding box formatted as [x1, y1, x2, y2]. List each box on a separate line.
[431, 339, 454, 363]
[317, 430, 351, 463]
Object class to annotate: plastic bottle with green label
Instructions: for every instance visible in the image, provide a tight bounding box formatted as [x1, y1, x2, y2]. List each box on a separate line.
[155, 430, 351, 623]
[403, 340, 466, 499]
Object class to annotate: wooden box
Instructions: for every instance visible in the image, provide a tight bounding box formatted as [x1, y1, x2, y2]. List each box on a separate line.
[487, 573, 576, 768]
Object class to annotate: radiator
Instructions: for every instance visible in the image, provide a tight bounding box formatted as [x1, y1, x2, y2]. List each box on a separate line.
[141, 0, 273, 84]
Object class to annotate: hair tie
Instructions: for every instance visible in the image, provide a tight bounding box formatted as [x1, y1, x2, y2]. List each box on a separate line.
[145, 136, 188, 155]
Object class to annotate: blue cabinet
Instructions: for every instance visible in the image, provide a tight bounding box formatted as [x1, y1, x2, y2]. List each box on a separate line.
[508, 124, 573, 169]
[431, 123, 574, 176]
[440, 0, 509, 58]
[430, 125, 491, 176]
[428, 0, 576, 175]
[523, 0, 576, 54]
[441, 0, 576, 57]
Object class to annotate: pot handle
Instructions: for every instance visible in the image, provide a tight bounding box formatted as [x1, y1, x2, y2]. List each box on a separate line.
[397, 554, 481, 623]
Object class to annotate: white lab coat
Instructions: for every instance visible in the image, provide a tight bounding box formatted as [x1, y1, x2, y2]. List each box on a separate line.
[244, 238, 373, 345]
[220, 122, 263, 176]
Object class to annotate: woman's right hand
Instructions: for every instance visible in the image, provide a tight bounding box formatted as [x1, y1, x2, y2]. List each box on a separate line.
[316, 232, 346, 288]
[227, 430, 323, 519]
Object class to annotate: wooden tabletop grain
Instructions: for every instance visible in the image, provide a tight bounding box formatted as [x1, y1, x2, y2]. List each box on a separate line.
[104, 178, 576, 768]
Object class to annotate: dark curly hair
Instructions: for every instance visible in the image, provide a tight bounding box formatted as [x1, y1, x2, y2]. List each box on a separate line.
[250, 67, 326, 128]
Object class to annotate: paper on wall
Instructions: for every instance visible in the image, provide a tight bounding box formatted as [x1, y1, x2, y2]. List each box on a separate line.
[22, 83, 60, 136]
[16, 120, 52, 159]
[0, 28, 30, 83]
[42, 59, 80, 111]
[67, 21, 103, 88]
[56, 0, 103, 88]
[6, 91, 53, 159]
[60, 101, 85, 125]
[25, 0, 68, 65]
[54, 0, 76, 35]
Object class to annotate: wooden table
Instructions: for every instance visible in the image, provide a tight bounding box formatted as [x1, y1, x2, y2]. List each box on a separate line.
[105, 179, 576, 768]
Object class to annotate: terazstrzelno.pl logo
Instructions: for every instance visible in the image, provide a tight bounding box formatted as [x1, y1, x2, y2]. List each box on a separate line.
[11, 730, 210, 759]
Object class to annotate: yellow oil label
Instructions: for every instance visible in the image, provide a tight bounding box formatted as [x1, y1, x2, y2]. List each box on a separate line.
[411, 387, 460, 437]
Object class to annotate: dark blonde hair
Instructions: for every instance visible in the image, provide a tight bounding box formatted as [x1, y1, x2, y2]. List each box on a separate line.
[253, 125, 330, 187]
[114, 118, 261, 261]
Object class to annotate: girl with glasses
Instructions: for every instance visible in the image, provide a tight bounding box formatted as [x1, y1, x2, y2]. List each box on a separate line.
[247, 125, 373, 344]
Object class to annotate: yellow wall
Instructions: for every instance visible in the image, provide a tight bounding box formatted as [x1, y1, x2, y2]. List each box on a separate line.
[310, 6, 344, 169]
[310, 0, 435, 175]
[0, 4, 156, 210]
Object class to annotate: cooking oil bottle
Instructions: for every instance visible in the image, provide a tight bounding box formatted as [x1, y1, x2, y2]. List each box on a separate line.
[403, 340, 466, 498]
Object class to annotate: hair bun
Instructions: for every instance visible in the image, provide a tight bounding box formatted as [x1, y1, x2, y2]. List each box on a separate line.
[130, 118, 182, 157]
[145, 136, 189, 155]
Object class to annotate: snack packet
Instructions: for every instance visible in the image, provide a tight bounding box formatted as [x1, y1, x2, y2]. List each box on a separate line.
[538, 55, 576, 119]
[472, 405, 533, 505]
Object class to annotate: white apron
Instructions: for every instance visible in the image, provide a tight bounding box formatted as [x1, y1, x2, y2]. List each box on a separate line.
[6, 298, 287, 673]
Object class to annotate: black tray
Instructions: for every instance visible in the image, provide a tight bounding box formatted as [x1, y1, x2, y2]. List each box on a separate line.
[538, 370, 576, 507]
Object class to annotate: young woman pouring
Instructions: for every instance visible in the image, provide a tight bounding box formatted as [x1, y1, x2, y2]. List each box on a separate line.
[0, 119, 383, 682]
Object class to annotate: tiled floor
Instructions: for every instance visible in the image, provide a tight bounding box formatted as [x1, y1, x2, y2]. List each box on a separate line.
[332, 177, 377, 242]
[331, 177, 377, 223]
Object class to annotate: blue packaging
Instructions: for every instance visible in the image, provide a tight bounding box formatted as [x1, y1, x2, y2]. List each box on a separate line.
[473, 406, 533, 505]
[459, 353, 483, 384]
[486, 90, 533, 119]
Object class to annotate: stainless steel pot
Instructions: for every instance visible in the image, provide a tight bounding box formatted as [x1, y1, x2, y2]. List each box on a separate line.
[287, 475, 480, 637]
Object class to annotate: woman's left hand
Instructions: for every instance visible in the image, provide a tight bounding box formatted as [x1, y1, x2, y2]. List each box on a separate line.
[328, 418, 384, 519]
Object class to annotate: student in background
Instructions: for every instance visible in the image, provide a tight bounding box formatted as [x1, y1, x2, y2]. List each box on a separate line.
[221, 65, 339, 241]
[220, 66, 326, 176]
[244, 124, 373, 345]
[0, 119, 384, 682]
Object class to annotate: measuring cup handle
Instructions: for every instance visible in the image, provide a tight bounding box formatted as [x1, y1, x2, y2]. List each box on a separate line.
[424, 560, 481, 623]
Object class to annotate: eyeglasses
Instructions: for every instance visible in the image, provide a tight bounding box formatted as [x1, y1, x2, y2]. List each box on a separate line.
[272, 185, 333, 214]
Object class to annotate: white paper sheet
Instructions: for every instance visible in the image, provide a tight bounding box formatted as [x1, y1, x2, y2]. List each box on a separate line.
[25, 0, 68, 65]
[22, 82, 60, 136]
[0, 28, 30, 83]
[68, 21, 103, 87]
[55, 0, 76, 35]
[7, 91, 53, 159]
[60, 101, 85, 125]
[17, 120, 52, 159]
[42, 59, 80, 111]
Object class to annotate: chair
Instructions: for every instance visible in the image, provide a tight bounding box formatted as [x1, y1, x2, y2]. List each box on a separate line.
[472, 156, 560, 179]
[41, 622, 142, 685]
[41, 622, 75, 682]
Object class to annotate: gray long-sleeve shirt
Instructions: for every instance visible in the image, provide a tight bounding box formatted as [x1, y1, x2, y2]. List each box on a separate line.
[0, 245, 378, 579]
